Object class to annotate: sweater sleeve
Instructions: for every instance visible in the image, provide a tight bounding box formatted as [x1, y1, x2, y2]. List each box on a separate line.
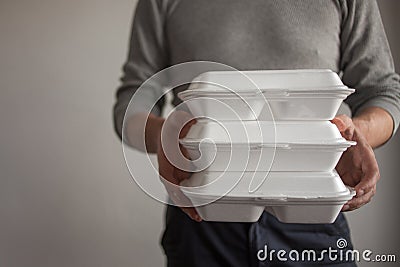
[340, 0, 400, 136]
[113, 0, 169, 140]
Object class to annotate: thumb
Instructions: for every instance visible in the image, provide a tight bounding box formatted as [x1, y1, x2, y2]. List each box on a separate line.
[331, 116, 347, 132]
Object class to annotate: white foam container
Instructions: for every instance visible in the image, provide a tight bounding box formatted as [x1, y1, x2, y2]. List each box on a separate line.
[181, 171, 355, 223]
[180, 120, 355, 172]
[181, 170, 349, 197]
[178, 94, 264, 121]
[259, 90, 353, 120]
[193, 198, 352, 223]
[184, 119, 344, 143]
[178, 69, 355, 120]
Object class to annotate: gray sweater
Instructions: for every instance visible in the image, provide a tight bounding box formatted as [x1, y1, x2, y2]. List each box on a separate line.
[114, 0, 400, 138]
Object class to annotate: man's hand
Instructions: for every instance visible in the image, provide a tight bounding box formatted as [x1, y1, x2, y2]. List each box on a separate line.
[331, 115, 380, 211]
[157, 110, 202, 222]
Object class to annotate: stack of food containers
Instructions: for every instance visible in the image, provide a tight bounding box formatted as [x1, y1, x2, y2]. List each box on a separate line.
[177, 69, 356, 223]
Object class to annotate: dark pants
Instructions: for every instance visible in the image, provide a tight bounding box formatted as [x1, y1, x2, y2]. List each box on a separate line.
[161, 206, 357, 267]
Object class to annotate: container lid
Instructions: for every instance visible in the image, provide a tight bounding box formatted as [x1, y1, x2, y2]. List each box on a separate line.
[178, 88, 355, 102]
[180, 140, 354, 152]
[178, 90, 262, 100]
[186, 189, 355, 206]
[181, 120, 353, 145]
[182, 69, 353, 93]
[180, 171, 355, 204]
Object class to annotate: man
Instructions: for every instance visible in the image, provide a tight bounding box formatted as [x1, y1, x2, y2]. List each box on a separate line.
[114, 0, 400, 266]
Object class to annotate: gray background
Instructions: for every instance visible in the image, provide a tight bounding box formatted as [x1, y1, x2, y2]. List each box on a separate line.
[0, 0, 398, 266]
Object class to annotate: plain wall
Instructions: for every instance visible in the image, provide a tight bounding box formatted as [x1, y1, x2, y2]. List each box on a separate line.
[0, 1, 398, 266]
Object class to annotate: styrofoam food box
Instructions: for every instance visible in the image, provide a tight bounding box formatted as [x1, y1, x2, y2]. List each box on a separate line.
[180, 171, 355, 223]
[178, 69, 355, 120]
[181, 171, 348, 201]
[180, 120, 355, 172]
[178, 94, 264, 121]
[180, 171, 349, 198]
[259, 89, 354, 120]
[193, 197, 353, 223]
[183, 119, 344, 143]
[188, 69, 347, 92]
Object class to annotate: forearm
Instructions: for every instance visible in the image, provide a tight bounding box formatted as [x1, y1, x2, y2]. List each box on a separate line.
[125, 113, 164, 153]
[353, 106, 394, 148]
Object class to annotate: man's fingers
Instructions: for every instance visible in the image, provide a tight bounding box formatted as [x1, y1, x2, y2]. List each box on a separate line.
[180, 145, 192, 160]
[171, 190, 202, 222]
[182, 207, 202, 222]
[179, 119, 197, 139]
[162, 178, 202, 222]
[159, 168, 180, 185]
[167, 110, 196, 139]
[163, 181, 192, 205]
[341, 152, 379, 212]
[174, 167, 192, 182]
[342, 187, 375, 211]
[331, 116, 347, 132]
[355, 149, 380, 196]
[159, 111, 200, 222]
[331, 115, 355, 139]
[354, 171, 379, 197]
[331, 115, 380, 212]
